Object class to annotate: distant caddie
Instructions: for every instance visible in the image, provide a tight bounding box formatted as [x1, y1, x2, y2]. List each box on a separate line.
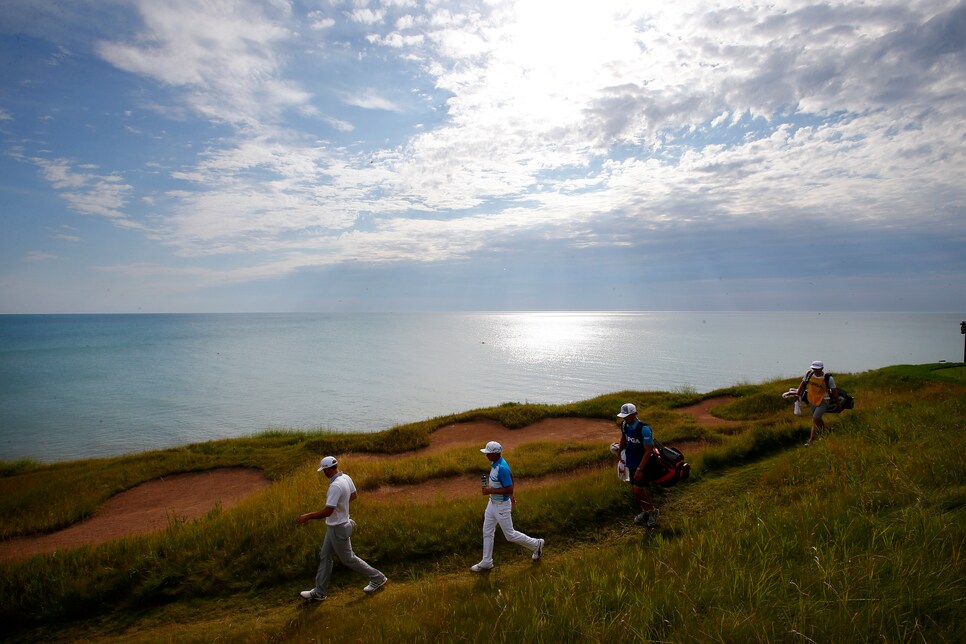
[617, 403, 660, 528]
[297, 456, 387, 601]
[795, 360, 840, 447]
[471, 441, 545, 572]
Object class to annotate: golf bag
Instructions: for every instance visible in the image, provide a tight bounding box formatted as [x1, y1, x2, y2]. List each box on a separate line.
[800, 371, 855, 414]
[825, 389, 855, 413]
[645, 441, 691, 487]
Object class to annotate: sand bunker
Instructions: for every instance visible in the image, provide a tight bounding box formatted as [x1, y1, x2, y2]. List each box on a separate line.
[0, 468, 271, 563]
[0, 397, 735, 562]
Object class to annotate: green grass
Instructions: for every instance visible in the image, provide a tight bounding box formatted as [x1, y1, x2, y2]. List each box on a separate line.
[2, 363, 964, 642]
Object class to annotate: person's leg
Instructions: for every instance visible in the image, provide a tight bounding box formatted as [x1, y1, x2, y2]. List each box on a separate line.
[328, 522, 386, 584]
[494, 502, 540, 552]
[632, 484, 659, 526]
[809, 403, 827, 443]
[632, 484, 654, 512]
[626, 458, 652, 510]
[313, 528, 336, 595]
[480, 500, 498, 565]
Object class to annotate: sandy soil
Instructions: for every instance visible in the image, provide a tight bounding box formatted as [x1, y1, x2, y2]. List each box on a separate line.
[0, 397, 736, 562]
[0, 468, 272, 563]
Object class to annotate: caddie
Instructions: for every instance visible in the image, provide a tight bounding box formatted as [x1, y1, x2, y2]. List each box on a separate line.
[795, 360, 840, 447]
[617, 403, 659, 528]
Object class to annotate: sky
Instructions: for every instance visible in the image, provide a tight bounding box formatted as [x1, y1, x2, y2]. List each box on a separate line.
[1, 0, 964, 313]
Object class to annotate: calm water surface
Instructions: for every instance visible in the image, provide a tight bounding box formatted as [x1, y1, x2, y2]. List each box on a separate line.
[0, 311, 961, 462]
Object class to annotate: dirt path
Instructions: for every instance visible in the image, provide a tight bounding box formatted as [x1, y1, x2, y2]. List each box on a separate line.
[675, 396, 739, 427]
[0, 397, 737, 561]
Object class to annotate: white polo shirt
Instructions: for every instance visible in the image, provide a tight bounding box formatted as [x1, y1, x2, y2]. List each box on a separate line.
[325, 472, 356, 526]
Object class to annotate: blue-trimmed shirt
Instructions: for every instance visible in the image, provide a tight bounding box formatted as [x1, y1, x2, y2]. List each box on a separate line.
[488, 456, 513, 502]
[621, 419, 653, 466]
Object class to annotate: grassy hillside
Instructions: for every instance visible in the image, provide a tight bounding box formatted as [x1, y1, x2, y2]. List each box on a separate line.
[1, 364, 964, 642]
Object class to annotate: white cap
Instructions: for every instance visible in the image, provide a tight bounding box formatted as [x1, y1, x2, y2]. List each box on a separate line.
[810, 360, 824, 371]
[480, 441, 502, 454]
[617, 403, 637, 418]
[317, 456, 339, 471]
[610, 442, 621, 455]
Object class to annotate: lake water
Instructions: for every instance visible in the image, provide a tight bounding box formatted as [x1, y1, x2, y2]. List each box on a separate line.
[0, 311, 961, 462]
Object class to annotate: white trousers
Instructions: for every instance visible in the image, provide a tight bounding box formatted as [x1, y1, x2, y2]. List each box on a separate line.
[481, 499, 540, 565]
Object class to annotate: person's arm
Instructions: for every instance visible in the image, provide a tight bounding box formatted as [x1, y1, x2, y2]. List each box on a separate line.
[299, 481, 344, 524]
[633, 424, 654, 481]
[297, 506, 335, 525]
[482, 466, 515, 496]
[633, 448, 653, 481]
[796, 370, 813, 399]
[482, 483, 514, 496]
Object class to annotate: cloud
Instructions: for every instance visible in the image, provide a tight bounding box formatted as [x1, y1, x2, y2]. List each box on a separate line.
[24, 251, 59, 262]
[95, 0, 303, 130]
[342, 88, 403, 111]
[134, 2, 962, 275]
[33, 158, 135, 223]
[52, 224, 82, 242]
[308, 11, 335, 30]
[7, 0, 963, 312]
[349, 8, 386, 25]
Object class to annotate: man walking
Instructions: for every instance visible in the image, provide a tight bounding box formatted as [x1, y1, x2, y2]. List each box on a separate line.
[795, 360, 840, 446]
[617, 403, 660, 528]
[471, 441, 545, 572]
[297, 456, 387, 601]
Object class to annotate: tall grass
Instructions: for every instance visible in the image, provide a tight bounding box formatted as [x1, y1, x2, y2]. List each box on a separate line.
[2, 363, 964, 642]
[280, 373, 965, 642]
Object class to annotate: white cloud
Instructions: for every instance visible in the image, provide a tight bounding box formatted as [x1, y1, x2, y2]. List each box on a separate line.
[342, 88, 403, 111]
[9, 0, 963, 311]
[96, 0, 302, 130]
[25, 251, 59, 262]
[374, 31, 424, 47]
[308, 11, 335, 30]
[33, 158, 135, 222]
[133, 0, 963, 270]
[52, 224, 82, 242]
[348, 8, 386, 24]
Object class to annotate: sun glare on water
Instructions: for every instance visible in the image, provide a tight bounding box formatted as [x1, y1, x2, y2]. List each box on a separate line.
[497, 312, 617, 365]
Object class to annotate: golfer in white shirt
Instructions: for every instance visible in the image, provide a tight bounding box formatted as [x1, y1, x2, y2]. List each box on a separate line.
[297, 456, 387, 601]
